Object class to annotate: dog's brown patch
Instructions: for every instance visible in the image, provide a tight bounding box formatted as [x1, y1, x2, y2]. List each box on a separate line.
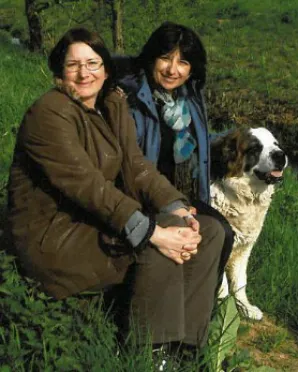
[211, 128, 251, 180]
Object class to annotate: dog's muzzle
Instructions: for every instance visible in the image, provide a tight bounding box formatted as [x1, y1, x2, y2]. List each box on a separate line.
[254, 169, 284, 184]
[255, 150, 287, 184]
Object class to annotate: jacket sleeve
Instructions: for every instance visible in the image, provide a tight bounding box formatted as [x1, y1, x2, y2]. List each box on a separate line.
[19, 96, 142, 233]
[105, 93, 189, 210]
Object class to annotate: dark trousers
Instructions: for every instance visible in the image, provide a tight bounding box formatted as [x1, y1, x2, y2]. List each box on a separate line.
[129, 213, 225, 348]
[191, 199, 235, 291]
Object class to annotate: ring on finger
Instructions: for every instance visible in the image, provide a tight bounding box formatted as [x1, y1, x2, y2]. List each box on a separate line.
[183, 214, 195, 222]
[181, 252, 190, 259]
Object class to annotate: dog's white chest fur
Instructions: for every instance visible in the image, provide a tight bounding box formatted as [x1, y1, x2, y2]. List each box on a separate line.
[211, 178, 274, 249]
[211, 177, 276, 320]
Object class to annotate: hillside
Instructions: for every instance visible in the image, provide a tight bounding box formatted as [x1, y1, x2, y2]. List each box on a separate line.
[1, 0, 298, 162]
[0, 1, 297, 370]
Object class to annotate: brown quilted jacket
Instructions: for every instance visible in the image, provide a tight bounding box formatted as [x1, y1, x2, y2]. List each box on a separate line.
[8, 86, 186, 299]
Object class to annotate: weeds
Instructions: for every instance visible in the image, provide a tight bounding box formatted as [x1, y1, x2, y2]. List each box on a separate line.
[254, 329, 288, 353]
[0, 250, 120, 371]
[1, 2, 298, 370]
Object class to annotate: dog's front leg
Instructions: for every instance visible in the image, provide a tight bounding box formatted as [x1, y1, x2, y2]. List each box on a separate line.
[218, 272, 229, 298]
[228, 245, 263, 320]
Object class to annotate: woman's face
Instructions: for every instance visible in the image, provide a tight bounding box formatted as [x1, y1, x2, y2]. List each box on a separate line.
[63, 42, 108, 108]
[152, 48, 191, 93]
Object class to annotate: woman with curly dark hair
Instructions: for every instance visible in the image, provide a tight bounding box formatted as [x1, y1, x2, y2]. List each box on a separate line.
[116, 20, 234, 363]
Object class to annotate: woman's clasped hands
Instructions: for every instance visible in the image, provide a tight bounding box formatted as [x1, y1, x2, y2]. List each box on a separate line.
[149, 220, 201, 265]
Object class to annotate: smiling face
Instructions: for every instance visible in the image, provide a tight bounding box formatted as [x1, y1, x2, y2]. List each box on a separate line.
[63, 42, 108, 108]
[152, 48, 191, 93]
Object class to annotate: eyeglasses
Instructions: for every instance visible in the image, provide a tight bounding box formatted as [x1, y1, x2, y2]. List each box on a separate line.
[64, 60, 104, 72]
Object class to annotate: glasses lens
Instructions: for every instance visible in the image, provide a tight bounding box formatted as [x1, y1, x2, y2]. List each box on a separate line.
[65, 61, 103, 72]
[87, 61, 102, 71]
[65, 62, 78, 72]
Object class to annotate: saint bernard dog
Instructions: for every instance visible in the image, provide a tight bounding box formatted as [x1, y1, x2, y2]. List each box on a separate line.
[210, 127, 288, 320]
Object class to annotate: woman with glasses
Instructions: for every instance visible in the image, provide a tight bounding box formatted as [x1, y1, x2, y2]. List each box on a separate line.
[8, 27, 225, 369]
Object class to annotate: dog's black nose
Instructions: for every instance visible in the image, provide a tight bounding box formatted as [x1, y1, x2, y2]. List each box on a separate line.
[271, 150, 286, 168]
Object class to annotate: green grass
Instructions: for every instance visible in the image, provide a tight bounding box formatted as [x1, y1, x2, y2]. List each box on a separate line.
[0, 41, 51, 186]
[1, 1, 298, 369]
[248, 168, 298, 331]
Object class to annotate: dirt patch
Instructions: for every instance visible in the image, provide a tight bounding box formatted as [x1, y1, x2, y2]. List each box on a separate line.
[237, 315, 298, 371]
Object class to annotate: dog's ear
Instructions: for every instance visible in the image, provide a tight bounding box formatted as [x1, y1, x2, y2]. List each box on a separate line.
[211, 129, 245, 180]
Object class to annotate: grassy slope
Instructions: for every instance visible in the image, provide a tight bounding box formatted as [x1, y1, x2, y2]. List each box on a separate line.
[249, 168, 298, 328]
[0, 41, 51, 186]
[243, 168, 298, 370]
[1, 1, 298, 369]
[1, 0, 298, 169]
[4, 0, 298, 102]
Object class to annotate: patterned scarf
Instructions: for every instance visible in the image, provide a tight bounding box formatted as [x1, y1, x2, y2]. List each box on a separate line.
[153, 89, 198, 176]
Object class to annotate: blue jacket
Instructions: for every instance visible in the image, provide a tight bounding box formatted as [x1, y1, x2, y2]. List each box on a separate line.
[117, 66, 211, 204]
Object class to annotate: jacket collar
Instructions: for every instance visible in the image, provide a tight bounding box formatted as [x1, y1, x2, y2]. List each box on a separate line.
[55, 78, 81, 101]
[54, 78, 98, 113]
[136, 74, 159, 120]
[116, 68, 159, 120]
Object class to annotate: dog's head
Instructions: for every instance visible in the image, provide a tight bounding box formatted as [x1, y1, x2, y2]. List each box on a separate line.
[211, 127, 288, 184]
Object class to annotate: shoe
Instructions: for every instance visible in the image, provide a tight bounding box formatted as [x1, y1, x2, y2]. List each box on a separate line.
[176, 344, 208, 371]
[152, 344, 180, 371]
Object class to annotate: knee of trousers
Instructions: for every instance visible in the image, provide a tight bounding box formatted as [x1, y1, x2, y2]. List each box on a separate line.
[221, 218, 235, 250]
[192, 200, 234, 253]
[217, 218, 234, 265]
[197, 215, 225, 258]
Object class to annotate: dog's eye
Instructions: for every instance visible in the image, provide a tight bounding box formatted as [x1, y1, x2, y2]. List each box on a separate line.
[246, 144, 262, 154]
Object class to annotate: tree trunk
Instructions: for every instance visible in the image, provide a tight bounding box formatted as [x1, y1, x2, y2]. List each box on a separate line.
[111, 0, 124, 53]
[25, 0, 43, 52]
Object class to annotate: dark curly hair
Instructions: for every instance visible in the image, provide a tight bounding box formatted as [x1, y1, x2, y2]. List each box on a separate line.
[137, 21, 207, 91]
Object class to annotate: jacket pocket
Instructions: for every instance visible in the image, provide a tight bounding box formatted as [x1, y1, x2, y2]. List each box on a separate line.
[40, 212, 74, 253]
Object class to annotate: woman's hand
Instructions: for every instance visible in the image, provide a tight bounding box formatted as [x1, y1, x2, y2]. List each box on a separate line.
[149, 225, 201, 264]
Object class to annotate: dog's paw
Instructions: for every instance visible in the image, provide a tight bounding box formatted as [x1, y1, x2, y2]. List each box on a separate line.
[218, 285, 229, 299]
[218, 273, 229, 299]
[237, 302, 263, 321]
